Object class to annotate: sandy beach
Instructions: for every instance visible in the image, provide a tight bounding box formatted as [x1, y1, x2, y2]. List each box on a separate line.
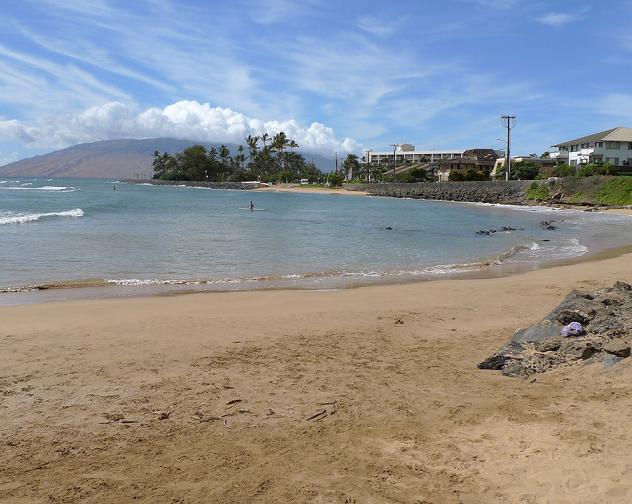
[255, 184, 368, 196]
[2, 253, 632, 503]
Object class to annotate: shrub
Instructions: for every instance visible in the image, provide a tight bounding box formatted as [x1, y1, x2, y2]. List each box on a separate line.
[327, 172, 345, 187]
[596, 177, 632, 205]
[514, 161, 539, 180]
[527, 182, 550, 200]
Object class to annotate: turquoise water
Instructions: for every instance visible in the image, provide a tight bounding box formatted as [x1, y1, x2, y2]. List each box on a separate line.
[2, 177, 632, 301]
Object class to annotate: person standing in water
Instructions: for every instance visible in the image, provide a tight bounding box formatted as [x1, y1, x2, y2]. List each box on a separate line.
[249, 200, 255, 211]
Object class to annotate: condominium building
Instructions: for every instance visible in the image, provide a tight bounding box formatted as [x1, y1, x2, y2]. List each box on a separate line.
[550, 127, 632, 166]
[367, 144, 464, 164]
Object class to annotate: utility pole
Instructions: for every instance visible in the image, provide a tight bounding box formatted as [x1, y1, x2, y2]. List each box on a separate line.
[390, 144, 399, 178]
[500, 115, 516, 181]
[365, 149, 372, 182]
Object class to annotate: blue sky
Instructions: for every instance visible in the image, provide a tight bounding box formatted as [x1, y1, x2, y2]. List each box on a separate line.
[1, 0, 631, 163]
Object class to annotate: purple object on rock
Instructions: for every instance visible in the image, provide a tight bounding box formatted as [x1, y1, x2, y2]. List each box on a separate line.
[561, 321, 585, 337]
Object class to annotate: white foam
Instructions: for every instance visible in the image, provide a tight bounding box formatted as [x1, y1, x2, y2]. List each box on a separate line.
[0, 185, 78, 192]
[0, 208, 84, 225]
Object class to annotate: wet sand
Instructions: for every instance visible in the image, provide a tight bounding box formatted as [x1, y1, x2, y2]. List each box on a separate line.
[2, 253, 632, 503]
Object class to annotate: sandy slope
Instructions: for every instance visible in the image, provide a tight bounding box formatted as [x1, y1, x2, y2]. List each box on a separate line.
[2, 254, 632, 503]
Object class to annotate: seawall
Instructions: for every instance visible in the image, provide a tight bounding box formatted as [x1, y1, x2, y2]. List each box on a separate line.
[343, 181, 532, 205]
[123, 179, 261, 190]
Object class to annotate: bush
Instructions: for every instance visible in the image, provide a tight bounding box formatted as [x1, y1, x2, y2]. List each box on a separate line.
[327, 172, 345, 187]
[596, 177, 632, 205]
[514, 161, 539, 180]
[449, 169, 488, 182]
[527, 182, 550, 200]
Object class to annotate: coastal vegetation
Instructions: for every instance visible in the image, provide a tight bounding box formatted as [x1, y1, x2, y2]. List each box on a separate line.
[528, 176, 632, 205]
[152, 132, 326, 183]
[526, 182, 550, 200]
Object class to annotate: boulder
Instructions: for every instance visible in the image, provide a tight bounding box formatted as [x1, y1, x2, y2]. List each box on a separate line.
[479, 282, 632, 377]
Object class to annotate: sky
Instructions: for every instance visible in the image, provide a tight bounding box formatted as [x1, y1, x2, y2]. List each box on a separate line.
[1, 0, 631, 164]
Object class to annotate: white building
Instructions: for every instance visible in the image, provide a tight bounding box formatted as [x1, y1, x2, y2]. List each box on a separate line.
[551, 127, 632, 167]
[368, 144, 464, 164]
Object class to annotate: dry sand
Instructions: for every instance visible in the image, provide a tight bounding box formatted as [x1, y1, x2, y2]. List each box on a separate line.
[2, 254, 632, 503]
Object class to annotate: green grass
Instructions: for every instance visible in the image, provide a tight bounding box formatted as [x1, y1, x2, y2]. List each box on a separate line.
[526, 182, 550, 200]
[566, 192, 587, 204]
[595, 177, 632, 206]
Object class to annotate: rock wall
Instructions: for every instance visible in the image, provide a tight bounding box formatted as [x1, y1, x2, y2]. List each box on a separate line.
[124, 180, 261, 190]
[344, 181, 531, 204]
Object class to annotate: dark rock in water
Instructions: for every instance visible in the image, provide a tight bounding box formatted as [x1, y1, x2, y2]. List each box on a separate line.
[540, 220, 557, 231]
[385, 226, 393, 230]
[479, 281, 632, 377]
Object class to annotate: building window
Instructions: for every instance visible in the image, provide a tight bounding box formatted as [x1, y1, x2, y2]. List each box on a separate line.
[597, 142, 603, 148]
[628, 142, 632, 150]
[606, 141, 621, 149]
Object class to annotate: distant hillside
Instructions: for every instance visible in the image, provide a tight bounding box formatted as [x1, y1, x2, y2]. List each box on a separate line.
[0, 138, 336, 179]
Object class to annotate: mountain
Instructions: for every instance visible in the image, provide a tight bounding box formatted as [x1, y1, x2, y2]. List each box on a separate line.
[0, 138, 336, 179]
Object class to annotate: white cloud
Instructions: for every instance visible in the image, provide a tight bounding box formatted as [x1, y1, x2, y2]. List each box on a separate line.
[536, 8, 588, 27]
[0, 100, 361, 155]
[355, 16, 409, 38]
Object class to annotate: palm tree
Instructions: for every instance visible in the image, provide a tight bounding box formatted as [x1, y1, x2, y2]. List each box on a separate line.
[218, 145, 230, 181]
[237, 145, 245, 170]
[245, 135, 259, 165]
[260, 132, 269, 148]
[272, 132, 290, 173]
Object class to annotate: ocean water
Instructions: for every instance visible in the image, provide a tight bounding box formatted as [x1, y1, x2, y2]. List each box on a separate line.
[2, 177, 632, 302]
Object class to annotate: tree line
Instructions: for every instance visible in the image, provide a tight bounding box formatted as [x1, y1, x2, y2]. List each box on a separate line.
[152, 132, 326, 183]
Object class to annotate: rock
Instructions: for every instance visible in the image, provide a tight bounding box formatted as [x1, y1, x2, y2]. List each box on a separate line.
[602, 342, 631, 358]
[478, 342, 522, 370]
[478, 354, 510, 370]
[602, 354, 624, 369]
[534, 337, 562, 352]
[512, 321, 561, 344]
[479, 281, 632, 377]
[613, 281, 632, 292]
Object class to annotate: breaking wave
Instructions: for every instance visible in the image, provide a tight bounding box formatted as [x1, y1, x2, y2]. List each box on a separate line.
[0, 208, 84, 225]
[0, 185, 78, 192]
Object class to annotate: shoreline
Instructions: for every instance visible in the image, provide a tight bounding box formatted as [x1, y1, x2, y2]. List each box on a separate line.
[2, 197, 631, 305]
[3, 249, 632, 502]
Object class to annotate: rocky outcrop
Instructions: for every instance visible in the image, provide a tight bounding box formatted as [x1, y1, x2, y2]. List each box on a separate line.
[479, 282, 632, 377]
[344, 181, 531, 204]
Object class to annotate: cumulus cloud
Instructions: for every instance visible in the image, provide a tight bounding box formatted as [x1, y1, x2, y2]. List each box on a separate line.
[0, 100, 361, 155]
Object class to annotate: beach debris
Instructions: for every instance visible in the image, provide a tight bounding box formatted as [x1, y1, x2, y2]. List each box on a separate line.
[479, 281, 632, 377]
[561, 322, 585, 337]
[226, 399, 242, 407]
[395, 317, 404, 325]
[307, 409, 328, 421]
[193, 411, 221, 423]
[307, 400, 338, 421]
